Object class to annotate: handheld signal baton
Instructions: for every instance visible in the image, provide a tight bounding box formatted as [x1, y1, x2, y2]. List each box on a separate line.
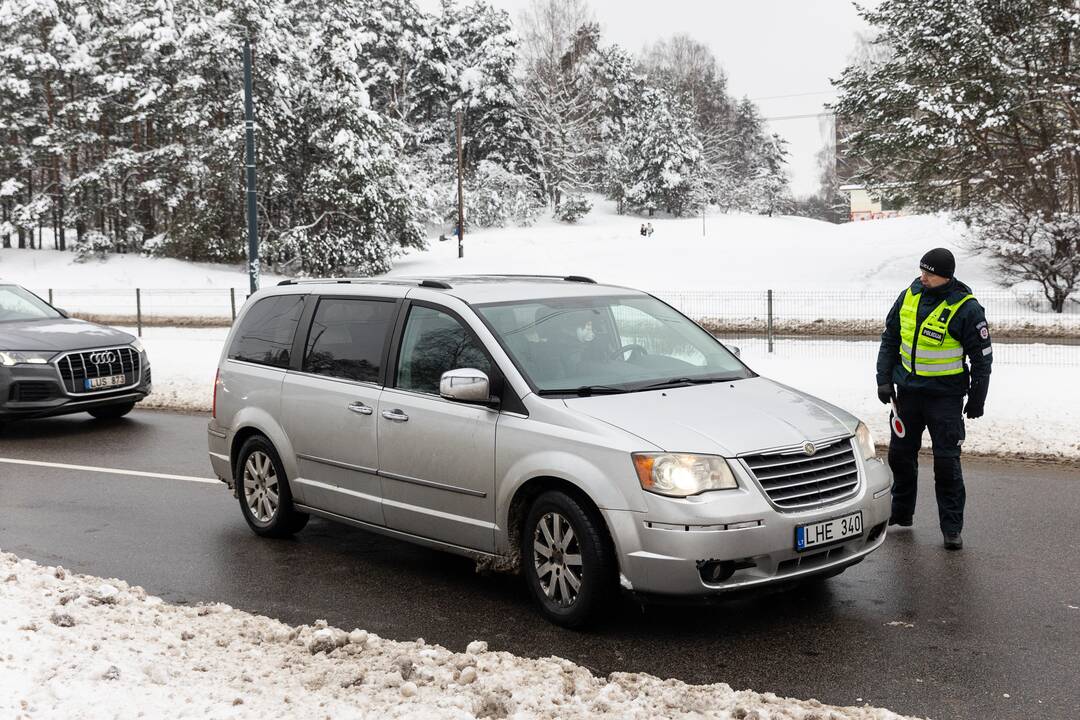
[890, 399, 906, 438]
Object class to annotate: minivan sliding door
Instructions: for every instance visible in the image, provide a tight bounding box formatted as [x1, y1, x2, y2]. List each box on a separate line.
[281, 296, 398, 526]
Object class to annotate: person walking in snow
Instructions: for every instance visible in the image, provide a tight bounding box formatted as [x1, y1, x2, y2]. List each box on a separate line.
[639, 223, 647, 237]
[645, 223, 654, 237]
[876, 248, 992, 550]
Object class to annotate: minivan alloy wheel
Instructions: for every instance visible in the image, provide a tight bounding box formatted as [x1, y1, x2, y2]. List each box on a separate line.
[243, 451, 279, 523]
[533, 511, 584, 607]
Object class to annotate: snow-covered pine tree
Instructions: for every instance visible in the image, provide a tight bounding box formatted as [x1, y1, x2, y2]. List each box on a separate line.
[623, 88, 703, 217]
[585, 43, 644, 213]
[441, 1, 538, 177]
[833, 0, 1080, 310]
[254, 0, 425, 276]
[640, 35, 736, 206]
[518, 0, 597, 207]
[719, 98, 764, 211]
[0, 0, 63, 250]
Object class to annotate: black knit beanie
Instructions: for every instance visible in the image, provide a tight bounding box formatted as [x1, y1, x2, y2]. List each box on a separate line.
[920, 248, 955, 279]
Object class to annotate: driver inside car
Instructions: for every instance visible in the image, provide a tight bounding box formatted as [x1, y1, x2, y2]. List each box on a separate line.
[531, 306, 616, 382]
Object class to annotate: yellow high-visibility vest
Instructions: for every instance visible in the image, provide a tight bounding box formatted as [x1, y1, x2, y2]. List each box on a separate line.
[898, 288, 974, 376]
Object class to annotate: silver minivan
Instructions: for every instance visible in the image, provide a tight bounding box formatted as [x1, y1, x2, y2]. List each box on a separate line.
[208, 276, 891, 627]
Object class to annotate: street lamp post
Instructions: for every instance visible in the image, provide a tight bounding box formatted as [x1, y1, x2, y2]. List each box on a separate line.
[242, 36, 259, 294]
[456, 110, 464, 259]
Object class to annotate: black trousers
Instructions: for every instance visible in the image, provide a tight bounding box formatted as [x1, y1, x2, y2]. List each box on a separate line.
[888, 389, 967, 534]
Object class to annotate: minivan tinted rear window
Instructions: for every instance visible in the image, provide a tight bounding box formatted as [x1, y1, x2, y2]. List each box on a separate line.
[229, 295, 305, 368]
[303, 297, 396, 383]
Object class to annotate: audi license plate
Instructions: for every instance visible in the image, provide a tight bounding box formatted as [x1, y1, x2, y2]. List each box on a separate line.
[795, 511, 863, 552]
[85, 374, 127, 390]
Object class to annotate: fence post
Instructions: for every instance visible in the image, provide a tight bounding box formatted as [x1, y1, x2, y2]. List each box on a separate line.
[135, 288, 142, 338]
[767, 289, 774, 353]
[230, 288, 237, 321]
[48, 288, 53, 305]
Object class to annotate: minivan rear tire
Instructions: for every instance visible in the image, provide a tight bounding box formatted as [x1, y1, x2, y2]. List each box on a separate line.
[235, 436, 309, 538]
[522, 490, 616, 628]
[88, 402, 136, 420]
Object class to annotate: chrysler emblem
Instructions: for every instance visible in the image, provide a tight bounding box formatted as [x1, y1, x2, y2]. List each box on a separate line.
[803, 442, 817, 457]
[89, 351, 117, 365]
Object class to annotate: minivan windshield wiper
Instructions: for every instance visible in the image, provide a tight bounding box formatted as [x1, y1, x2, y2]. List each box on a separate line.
[635, 376, 733, 391]
[537, 385, 629, 397]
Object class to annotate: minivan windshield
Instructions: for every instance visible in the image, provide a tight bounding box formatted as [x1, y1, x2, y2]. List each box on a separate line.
[476, 295, 752, 394]
[0, 285, 61, 323]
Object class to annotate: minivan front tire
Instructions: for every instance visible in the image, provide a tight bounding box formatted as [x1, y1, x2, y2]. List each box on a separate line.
[235, 436, 309, 538]
[522, 490, 617, 628]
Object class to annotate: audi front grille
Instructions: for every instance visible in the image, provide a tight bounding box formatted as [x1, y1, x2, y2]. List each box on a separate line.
[55, 347, 141, 395]
[741, 437, 860, 511]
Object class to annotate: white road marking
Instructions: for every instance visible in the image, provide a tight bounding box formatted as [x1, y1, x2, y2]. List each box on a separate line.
[0, 457, 219, 485]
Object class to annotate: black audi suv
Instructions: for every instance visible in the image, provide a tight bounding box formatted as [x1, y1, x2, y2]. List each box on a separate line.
[0, 282, 151, 426]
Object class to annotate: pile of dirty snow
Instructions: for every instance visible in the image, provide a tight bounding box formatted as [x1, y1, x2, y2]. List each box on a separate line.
[0, 549, 920, 719]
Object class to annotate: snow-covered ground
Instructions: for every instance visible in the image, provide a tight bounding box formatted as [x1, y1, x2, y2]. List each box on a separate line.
[132, 327, 226, 412]
[0, 246, 280, 289]
[137, 328, 1080, 460]
[0, 548, 919, 720]
[6, 206, 1078, 331]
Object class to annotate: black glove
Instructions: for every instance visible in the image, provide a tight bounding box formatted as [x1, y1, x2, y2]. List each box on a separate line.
[965, 376, 989, 419]
[877, 383, 895, 405]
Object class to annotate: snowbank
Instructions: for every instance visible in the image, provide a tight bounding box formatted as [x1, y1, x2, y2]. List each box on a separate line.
[0, 247, 279, 290]
[129, 327, 227, 413]
[0, 549, 919, 720]
[135, 328, 1080, 460]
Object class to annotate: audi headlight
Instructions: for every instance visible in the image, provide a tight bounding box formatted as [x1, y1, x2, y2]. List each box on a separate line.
[855, 422, 876, 460]
[0, 351, 54, 367]
[632, 453, 738, 497]
[130, 338, 145, 353]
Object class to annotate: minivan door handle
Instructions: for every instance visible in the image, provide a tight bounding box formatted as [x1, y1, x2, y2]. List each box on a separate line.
[381, 409, 409, 422]
[347, 401, 373, 415]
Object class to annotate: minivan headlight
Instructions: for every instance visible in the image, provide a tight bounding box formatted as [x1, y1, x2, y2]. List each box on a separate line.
[855, 422, 876, 460]
[632, 453, 738, 497]
[0, 351, 54, 367]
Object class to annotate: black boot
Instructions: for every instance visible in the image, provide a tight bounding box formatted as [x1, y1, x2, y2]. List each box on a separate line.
[889, 516, 913, 527]
[943, 532, 963, 550]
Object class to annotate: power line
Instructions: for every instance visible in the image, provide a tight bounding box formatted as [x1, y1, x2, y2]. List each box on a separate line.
[762, 112, 836, 122]
[750, 90, 838, 102]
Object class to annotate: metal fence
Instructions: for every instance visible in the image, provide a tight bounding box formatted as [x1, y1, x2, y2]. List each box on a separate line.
[654, 289, 1080, 367]
[31, 286, 1080, 366]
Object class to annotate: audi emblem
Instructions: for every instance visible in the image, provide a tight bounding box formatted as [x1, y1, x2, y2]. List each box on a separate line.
[89, 351, 117, 365]
[803, 442, 817, 457]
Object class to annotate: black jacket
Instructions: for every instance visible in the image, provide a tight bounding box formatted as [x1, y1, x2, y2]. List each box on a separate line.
[876, 277, 993, 397]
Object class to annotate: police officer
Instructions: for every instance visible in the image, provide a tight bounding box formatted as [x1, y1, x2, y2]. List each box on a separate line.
[876, 248, 992, 550]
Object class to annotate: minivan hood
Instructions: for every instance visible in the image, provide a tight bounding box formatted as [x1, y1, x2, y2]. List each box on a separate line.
[563, 377, 858, 456]
[0, 318, 135, 352]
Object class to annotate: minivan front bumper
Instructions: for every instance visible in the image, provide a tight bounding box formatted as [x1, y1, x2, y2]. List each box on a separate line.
[604, 454, 892, 596]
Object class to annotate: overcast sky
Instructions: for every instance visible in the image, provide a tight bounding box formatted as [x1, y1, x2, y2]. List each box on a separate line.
[418, 0, 876, 197]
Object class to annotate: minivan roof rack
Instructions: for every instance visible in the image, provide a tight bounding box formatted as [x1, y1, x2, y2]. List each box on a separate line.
[275, 275, 595, 288]
[276, 277, 453, 289]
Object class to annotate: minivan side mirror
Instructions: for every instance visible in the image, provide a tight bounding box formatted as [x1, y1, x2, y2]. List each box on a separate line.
[440, 368, 491, 404]
[726, 344, 741, 358]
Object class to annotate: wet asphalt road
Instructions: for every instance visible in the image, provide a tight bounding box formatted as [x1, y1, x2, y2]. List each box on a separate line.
[1, 409, 1078, 720]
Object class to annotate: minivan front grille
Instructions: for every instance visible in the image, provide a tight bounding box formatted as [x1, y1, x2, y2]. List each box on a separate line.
[56, 347, 140, 395]
[742, 438, 860, 511]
